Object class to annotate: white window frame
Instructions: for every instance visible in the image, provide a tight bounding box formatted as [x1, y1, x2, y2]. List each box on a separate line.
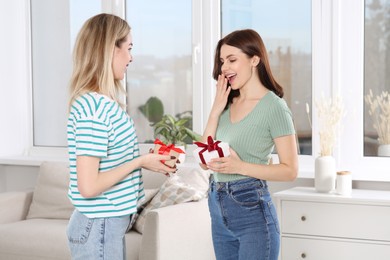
[336, 0, 390, 181]
[6, 0, 389, 182]
[310, 0, 390, 181]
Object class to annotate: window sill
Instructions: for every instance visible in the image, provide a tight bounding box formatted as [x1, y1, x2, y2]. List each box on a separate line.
[0, 155, 67, 166]
[0, 153, 313, 179]
[1, 149, 387, 182]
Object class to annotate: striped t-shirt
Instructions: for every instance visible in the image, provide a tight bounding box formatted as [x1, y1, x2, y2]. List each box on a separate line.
[67, 92, 144, 218]
[214, 91, 296, 182]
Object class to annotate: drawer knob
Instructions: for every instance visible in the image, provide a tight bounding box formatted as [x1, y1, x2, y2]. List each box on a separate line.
[301, 253, 306, 258]
[301, 216, 306, 221]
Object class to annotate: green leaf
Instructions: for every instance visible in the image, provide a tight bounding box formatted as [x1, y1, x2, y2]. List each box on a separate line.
[151, 112, 202, 146]
[138, 97, 164, 123]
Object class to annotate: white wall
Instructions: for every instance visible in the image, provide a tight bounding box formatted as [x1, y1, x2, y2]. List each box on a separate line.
[0, 0, 31, 156]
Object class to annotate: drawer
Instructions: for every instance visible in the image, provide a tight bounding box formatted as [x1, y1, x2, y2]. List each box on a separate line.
[282, 236, 390, 260]
[281, 201, 390, 241]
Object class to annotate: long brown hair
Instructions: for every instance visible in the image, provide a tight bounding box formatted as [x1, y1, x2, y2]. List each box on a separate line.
[68, 13, 130, 111]
[213, 29, 283, 109]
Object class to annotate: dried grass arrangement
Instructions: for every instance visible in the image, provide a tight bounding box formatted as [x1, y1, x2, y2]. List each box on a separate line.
[365, 89, 390, 145]
[315, 95, 344, 156]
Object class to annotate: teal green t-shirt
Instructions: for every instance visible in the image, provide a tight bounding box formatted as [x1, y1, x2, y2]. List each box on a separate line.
[214, 91, 295, 182]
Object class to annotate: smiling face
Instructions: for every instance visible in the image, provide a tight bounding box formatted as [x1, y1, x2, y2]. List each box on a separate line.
[219, 44, 259, 90]
[112, 34, 133, 80]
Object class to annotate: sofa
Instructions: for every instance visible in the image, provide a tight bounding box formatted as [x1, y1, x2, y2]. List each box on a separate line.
[0, 161, 215, 260]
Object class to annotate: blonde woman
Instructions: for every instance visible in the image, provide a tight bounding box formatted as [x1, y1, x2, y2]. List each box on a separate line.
[66, 13, 176, 260]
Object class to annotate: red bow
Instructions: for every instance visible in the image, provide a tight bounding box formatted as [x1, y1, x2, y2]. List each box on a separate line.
[154, 139, 185, 154]
[194, 136, 224, 164]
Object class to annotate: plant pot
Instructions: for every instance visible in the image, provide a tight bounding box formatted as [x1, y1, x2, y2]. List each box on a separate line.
[378, 144, 390, 157]
[315, 156, 336, 193]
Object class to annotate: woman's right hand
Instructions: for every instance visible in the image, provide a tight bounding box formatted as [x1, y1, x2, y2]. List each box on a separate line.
[201, 74, 231, 142]
[140, 153, 177, 175]
[210, 74, 231, 118]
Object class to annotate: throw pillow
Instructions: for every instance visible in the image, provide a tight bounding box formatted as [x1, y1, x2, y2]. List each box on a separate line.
[133, 167, 210, 234]
[26, 161, 75, 220]
[126, 188, 159, 232]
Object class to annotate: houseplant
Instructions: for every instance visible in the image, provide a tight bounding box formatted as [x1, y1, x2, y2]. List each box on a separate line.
[138, 97, 202, 162]
[314, 94, 344, 192]
[151, 112, 202, 163]
[365, 89, 390, 156]
[138, 96, 164, 124]
[152, 112, 201, 147]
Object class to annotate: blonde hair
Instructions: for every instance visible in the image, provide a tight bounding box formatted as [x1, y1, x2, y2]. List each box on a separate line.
[68, 13, 130, 111]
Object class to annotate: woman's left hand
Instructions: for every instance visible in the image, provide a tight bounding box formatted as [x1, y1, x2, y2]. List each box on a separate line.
[207, 148, 243, 174]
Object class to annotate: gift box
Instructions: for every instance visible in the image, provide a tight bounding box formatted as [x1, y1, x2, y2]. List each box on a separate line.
[193, 136, 230, 165]
[153, 139, 185, 167]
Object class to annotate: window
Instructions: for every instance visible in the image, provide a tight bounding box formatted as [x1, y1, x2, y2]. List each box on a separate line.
[364, 0, 390, 157]
[336, 0, 390, 181]
[23, 0, 389, 181]
[125, 0, 193, 143]
[221, 0, 313, 155]
[30, 0, 102, 147]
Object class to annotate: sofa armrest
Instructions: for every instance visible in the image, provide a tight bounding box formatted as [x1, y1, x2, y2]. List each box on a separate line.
[140, 199, 215, 260]
[0, 190, 33, 224]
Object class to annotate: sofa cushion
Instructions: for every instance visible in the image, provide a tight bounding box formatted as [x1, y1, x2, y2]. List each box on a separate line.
[0, 218, 142, 260]
[26, 161, 74, 220]
[133, 167, 210, 234]
[141, 169, 168, 189]
[0, 219, 70, 260]
[126, 188, 159, 232]
[0, 191, 33, 224]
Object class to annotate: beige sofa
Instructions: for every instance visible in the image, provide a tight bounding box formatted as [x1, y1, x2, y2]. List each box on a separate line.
[0, 161, 215, 260]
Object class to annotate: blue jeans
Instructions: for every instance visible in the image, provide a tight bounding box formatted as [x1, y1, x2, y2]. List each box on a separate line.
[208, 177, 280, 260]
[67, 210, 130, 260]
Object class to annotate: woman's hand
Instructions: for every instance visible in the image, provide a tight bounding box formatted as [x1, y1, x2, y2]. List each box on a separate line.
[140, 153, 177, 175]
[198, 163, 209, 171]
[209, 74, 231, 118]
[201, 74, 230, 142]
[206, 148, 243, 174]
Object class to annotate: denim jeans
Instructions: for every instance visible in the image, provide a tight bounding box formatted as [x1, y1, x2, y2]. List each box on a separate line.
[208, 177, 280, 260]
[67, 210, 130, 260]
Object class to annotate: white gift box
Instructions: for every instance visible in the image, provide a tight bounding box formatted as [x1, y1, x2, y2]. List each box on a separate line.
[193, 141, 230, 165]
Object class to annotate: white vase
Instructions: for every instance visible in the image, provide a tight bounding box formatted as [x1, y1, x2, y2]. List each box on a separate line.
[378, 144, 390, 157]
[315, 156, 336, 193]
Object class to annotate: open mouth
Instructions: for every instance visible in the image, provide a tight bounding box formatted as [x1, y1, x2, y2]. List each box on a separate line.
[225, 73, 236, 84]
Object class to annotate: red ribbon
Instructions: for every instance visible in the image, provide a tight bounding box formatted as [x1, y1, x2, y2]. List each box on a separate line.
[194, 136, 224, 164]
[154, 139, 185, 155]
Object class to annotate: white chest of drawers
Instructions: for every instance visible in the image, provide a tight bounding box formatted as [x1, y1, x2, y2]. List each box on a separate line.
[273, 187, 390, 260]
